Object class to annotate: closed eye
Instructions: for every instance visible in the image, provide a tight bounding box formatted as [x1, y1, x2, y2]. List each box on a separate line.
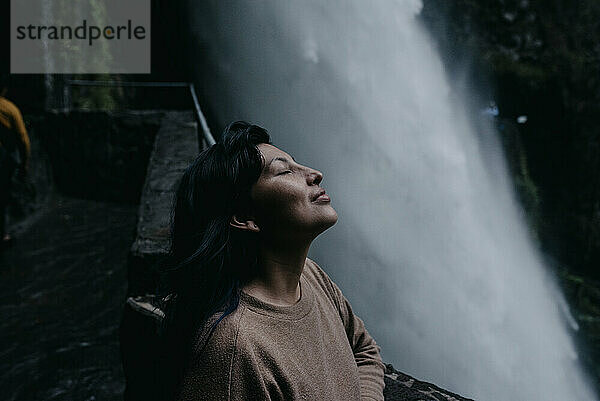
[277, 170, 292, 176]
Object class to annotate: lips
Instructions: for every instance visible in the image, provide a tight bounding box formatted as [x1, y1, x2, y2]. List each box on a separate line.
[311, 188, 327, 202]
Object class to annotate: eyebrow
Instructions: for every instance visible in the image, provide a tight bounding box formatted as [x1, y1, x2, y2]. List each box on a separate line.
[267, 155, 296, 168]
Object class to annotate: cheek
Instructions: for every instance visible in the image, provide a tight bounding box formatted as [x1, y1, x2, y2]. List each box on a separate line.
[252, 182, 307, 221]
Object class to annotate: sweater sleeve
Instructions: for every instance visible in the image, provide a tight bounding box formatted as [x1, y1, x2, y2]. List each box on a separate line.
[333, 281, 385, 400]
[177, 328, 236, 401]
[178, 307, 273, 401]
[307, 259, 385, 400]
[178, 309, 250, 401]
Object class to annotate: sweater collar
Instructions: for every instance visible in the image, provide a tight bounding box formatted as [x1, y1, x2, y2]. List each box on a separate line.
[240, 271, 314, 320]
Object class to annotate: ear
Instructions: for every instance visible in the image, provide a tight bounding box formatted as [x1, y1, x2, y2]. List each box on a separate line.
[229, 214, 260, 232]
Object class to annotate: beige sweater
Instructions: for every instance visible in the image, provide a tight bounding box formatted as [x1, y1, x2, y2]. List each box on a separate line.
[178, 258, 385, 401]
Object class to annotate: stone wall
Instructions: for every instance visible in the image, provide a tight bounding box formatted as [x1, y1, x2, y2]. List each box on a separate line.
[127, 111, 199, 296]
[33, 110, 164, 203]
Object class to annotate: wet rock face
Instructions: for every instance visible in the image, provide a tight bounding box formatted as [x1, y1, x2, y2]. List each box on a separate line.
[0, 196, 138, 401]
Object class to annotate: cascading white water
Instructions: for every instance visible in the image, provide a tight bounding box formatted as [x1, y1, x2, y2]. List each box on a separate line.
[185, 1, 597, 399]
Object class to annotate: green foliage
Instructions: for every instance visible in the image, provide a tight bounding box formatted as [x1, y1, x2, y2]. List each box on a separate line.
[421, 0, 600, 279]
[557, 266, 600, 384]
[72, 73, 123, 111]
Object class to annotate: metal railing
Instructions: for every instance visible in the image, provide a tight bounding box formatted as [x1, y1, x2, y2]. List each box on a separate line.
[65, 79, 216, 149]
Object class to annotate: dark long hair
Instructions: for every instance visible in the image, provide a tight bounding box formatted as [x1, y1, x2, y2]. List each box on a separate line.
[158, 121, 271, 397]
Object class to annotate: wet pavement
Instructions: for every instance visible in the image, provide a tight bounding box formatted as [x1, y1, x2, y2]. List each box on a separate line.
[0, 195, 137, 401]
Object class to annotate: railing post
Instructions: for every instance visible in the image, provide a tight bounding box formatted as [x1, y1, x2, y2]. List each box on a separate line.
[188, 83, 215, 150]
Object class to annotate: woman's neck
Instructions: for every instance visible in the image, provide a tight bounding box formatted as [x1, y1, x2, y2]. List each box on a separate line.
[243, 242, 310, 306]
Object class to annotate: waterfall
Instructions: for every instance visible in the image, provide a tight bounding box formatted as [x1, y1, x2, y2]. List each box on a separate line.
[185, 1, 597, 399]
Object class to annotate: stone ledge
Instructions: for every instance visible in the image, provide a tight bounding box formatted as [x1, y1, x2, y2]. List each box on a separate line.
[127, 111, 198, 296]
[383, 364, 474, 401]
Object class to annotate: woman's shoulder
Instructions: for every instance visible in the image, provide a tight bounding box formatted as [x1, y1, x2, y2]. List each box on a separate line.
[192, 302, 248, 358]
[192, 302, 279, 372]
[179, 304, 251, 400]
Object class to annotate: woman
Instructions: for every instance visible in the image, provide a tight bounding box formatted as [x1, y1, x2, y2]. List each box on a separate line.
[159, 121, 385, 400]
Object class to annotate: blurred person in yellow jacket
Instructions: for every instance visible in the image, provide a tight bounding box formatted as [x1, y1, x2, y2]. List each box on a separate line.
[0, 74, 30, 248]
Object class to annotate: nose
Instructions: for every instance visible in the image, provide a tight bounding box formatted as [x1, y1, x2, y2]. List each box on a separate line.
[307, 168, 323, 185]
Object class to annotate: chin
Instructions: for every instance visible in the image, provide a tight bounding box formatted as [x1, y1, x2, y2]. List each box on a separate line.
[316, 207, 338, 232]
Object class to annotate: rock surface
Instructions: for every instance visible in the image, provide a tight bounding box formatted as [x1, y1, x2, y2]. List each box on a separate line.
[384, 364, 474, 401]
[0, 195, 137, 401]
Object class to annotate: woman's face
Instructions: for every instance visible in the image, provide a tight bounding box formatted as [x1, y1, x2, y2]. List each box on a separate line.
[249, 143, 338, 240]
